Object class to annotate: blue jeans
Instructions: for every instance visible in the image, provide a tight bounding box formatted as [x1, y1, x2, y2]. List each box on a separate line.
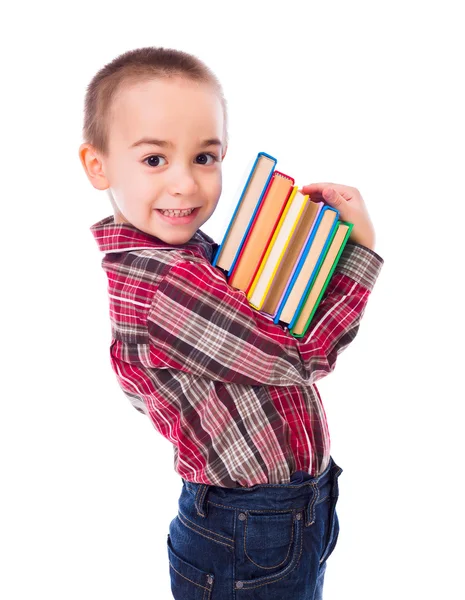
[167, 456, 343, 599]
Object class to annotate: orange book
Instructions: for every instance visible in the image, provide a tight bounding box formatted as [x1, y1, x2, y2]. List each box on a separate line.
[228, 171, 294, 292]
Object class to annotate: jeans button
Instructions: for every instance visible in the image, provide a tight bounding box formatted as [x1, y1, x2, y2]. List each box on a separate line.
[238, 512, 246, 521]
[296, 512, 302, 520]
[236, 581, 244, 589]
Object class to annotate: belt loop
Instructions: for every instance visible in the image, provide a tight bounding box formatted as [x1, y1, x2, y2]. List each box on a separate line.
[194, 483, 210, 518]
[304, 481, 319, 527]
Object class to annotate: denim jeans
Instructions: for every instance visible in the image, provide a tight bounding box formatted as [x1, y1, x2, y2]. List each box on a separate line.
[166, 456, 343, 599]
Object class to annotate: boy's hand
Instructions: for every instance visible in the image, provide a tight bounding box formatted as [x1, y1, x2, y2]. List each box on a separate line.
[300, 183, 376, 251]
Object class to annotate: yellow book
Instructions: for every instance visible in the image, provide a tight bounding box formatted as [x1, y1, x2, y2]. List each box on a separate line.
[248, 187, 308, 309]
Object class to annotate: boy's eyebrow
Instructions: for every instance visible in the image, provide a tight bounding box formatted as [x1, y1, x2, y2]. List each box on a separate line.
[129, 137, 222, 149]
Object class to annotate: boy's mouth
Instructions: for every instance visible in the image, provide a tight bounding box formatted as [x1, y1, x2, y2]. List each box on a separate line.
[156, 207, 198, 216]
[155, 206, 200, 224]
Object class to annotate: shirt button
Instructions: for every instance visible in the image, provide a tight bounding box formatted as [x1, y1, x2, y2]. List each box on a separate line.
[236, 581, 244, 589]
[238, 512, 246, 521]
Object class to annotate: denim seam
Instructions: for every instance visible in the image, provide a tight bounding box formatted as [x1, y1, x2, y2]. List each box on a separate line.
[178, 508, 234, 544]
[188, 481, 319, 491]
[168, 562, 213, 598]
[204, 493, 328, 514]
[243, 511, 296, 570]
[206, 499, 301, 513]
[177, 510, 234, 549]
[318, 467, 342, 564]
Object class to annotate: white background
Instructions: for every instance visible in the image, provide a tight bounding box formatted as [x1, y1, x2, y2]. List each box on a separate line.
[2, 1, 464, 598]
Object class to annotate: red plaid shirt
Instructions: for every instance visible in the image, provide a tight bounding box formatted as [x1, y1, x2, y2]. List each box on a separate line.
[90, 215, 384, 487]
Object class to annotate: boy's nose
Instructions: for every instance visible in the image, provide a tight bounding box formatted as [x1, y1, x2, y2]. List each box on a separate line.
[166, 167, 199, 196]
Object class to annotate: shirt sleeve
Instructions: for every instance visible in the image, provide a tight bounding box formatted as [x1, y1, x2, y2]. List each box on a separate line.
[146, 243, 384, 387]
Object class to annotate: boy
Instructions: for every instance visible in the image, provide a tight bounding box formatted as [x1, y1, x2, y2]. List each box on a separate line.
[79, 46, 383, 599]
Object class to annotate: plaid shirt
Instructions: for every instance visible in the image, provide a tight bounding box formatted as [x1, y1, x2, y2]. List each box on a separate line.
[90, 215, 384, 487]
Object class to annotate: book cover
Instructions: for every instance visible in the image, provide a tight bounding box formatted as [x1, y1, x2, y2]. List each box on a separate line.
[289, 222, 353, 336]
[212, 152, 277, 272]
[228, 171, 294, 292]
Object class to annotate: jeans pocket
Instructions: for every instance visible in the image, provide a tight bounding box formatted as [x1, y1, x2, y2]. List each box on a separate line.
[244, 510, 295, 568]
[319, 465, 343, 565]
[236, 510, 304, 591]
[167, 534, 215, 599]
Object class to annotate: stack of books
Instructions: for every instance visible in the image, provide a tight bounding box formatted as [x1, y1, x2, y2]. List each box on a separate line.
[212, 152, 353, 338]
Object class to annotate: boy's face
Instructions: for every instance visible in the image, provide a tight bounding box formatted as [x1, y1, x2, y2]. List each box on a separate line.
[81, 77, 226, 245]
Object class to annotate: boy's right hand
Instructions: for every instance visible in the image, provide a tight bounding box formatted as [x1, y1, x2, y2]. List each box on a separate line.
[300, 183, 376, 252]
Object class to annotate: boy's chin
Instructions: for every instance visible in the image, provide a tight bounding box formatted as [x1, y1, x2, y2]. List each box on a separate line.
[152, 226, 197, 246]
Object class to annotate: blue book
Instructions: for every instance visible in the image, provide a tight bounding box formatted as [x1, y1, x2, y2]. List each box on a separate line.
[212, 152, 277, 273]
[273, 206, 340, 325]
[289, 221, 353, 336]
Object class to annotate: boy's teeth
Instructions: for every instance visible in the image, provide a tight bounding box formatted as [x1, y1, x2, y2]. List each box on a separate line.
[159, 208, 195, 217]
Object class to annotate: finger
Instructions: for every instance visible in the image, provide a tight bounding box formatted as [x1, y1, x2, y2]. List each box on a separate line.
[299, 184, 341, 204]
[301, 186, 347, 210]
[319, 187, 346, 209]
[299, 184, 334, 203]
[300, 182, 346, 194]
[300, 183, 355, 205]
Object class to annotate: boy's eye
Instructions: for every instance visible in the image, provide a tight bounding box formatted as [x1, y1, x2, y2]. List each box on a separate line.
[195, 153, 218, 165]
[143, 155, 167, 168]
[142, 153, 218, 168]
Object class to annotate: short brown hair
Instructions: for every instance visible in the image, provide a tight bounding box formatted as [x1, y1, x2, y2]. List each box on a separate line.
[81, 46, 228, 157]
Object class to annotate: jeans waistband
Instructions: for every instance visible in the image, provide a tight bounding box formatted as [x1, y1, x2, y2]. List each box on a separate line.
[183, 456, 342, 528]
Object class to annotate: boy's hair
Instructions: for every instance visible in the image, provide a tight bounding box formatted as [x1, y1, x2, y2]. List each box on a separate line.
[81, 46, 228, 157]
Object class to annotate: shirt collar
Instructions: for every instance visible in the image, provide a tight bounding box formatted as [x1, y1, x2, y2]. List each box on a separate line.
[90, 215, 217, 261]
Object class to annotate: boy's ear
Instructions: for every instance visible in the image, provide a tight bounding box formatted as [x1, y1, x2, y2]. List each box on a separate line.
[78, 143, 110, 191]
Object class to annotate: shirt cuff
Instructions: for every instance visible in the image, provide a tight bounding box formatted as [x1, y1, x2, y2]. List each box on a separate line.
[335, 242, 384, 291]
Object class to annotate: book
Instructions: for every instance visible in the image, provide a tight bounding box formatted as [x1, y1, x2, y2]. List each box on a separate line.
[289, 222, 353, 336]
[247, 187, 309, 310]
[212, 152, 276, 273]
[273, 205, 339, 325]
[228, 171, 294, 292]
[213, 151, 353, 337]
[250, 194, 324, 315]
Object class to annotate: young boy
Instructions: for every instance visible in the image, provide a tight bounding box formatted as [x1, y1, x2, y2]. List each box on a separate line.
[79, 46, 383, 599]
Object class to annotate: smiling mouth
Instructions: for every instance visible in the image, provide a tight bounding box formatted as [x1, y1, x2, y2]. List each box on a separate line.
[156, 207, 199, 215]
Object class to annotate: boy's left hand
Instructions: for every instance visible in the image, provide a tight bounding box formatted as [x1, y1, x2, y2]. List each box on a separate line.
[300, 183, 376, 251]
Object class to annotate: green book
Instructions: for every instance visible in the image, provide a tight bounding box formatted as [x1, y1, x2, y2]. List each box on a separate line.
[289, 221, 354, 337]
